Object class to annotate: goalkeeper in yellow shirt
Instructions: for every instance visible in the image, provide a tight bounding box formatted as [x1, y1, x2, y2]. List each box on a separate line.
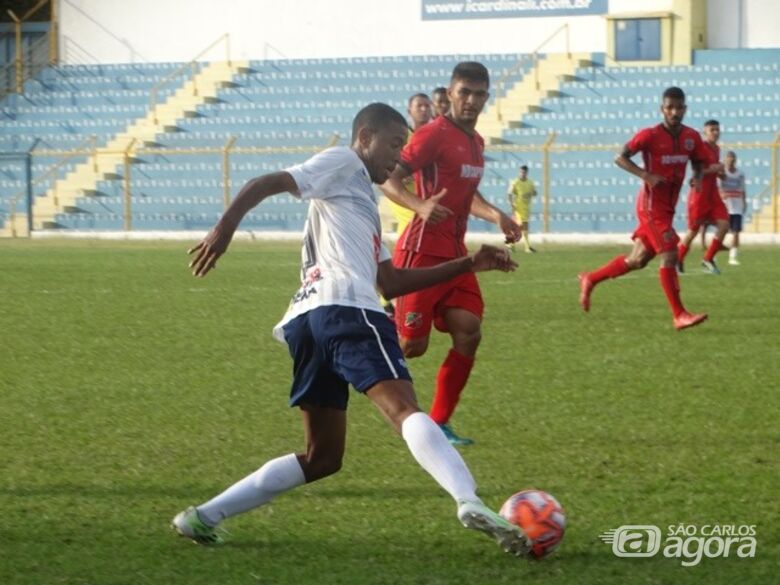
[507, 165, 537, 253]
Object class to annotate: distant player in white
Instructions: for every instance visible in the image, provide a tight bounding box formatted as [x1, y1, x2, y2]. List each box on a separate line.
[720, 150, 747, 265]
[173, 103, 531, 556]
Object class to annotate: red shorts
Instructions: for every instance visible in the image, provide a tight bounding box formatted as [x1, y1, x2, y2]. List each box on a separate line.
[632, 210, 678, 255]
[687, 190, 729, 230]
[392, 250, 484, 340]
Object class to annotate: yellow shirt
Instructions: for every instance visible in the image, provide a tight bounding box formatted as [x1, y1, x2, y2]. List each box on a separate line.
[389, 127, 417, 233]
[508, 178, 536, 219]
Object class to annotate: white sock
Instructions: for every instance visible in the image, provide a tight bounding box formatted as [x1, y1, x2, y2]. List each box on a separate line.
[196, 453, 306, 526]
[401, 412, 478, 504]
[730, 247, 738, 259]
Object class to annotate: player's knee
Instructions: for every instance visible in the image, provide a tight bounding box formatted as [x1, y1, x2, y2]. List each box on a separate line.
[401, 337, 428, 358]
[453, 328, 481, 354]
[303, 452, 343, 481]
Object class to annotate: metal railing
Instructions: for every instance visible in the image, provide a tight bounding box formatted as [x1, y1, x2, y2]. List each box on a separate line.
[2, 0, 58, 99]
[150, 33, 231, 124]
[493, 23, 571, 122]
[3, 138, 778, 237]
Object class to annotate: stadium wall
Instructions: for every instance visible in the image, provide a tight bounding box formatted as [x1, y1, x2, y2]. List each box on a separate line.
[57, 0, 778, 65]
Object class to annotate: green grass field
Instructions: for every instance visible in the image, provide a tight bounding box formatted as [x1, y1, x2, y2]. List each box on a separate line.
[1, 239, 777, 585]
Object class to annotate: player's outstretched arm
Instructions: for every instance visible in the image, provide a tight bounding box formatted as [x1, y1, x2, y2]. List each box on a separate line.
[377, 245, 517, 300]
[379, 165, 452, 224]
[188, 171, 297, 277]
[471, 190, 521, 243]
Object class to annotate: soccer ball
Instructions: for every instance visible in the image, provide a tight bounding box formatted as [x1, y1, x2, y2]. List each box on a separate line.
[499, 490, 566, 559]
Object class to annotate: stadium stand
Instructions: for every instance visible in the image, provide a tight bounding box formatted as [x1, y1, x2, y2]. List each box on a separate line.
[1, 49, 778, 234]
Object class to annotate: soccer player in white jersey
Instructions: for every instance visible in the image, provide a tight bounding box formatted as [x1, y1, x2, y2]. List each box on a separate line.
[720, 150, 747, 265]
[172, 103, 531, 557]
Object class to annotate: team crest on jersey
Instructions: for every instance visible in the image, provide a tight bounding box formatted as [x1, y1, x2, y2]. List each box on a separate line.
[684, 138, 695, 151]
[404, 312, 423, 328]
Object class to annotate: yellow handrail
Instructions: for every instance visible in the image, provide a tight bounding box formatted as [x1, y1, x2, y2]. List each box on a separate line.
[150, 33, 231, 124]
[123, 138, 138, 231]
[6, 134, 97, 231]
[222, 135, 237, 209]
[494, 23, 571, 121]
[533, 23, 571, 91]
[541, 131, 557, 233]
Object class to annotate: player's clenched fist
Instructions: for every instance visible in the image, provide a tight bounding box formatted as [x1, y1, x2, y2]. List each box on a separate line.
[470, 245, 518, 273]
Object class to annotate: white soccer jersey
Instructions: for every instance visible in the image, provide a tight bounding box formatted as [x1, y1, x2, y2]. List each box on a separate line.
[720, 168, 746, 215]
[273, 146, 391, 342]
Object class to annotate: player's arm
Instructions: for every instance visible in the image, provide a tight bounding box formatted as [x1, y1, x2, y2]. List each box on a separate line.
[471, 190, 521, 243]
[506, 185, 515, 213]
[379, 165, 452, 224]
[615, 145, 665, 188]
[377, 244, 517, 300]
[188, 171, 296, 277]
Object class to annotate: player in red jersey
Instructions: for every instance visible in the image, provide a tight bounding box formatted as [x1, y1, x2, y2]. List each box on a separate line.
[578, 87, 717, 331]
[677, 119, 728, 274]
[380, 62, 521, 445]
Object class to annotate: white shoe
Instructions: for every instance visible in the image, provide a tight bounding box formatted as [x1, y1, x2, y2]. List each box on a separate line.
[729, 258, 740, 265]
[457, 499, 531, 557]
[171, 506, 225, 545]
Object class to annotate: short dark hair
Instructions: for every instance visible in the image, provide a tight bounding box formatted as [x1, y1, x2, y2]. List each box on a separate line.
[662, 86, 685, 102]
[704, 119, 720, 127]
[351, 103, 407, 142]
[451, 62, 490, 88]
[432, 87, 448, 98]
[407, 93, 430, 107]
[520, 165, 529, 171]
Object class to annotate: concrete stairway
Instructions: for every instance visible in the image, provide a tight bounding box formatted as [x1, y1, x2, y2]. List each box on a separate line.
[478, 52, 593, 144]
[30, 60, 250, 230]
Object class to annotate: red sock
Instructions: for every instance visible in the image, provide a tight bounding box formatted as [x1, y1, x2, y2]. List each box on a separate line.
[659, 266, 686, 317]
[678, 243, 689, 263]
[429, 349, 474, 425]
[703, 238, 725, 262]
[589, 255, 630, 285]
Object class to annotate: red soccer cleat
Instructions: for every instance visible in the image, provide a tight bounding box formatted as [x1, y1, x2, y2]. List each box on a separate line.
[673, 311, 708, 331]
[578, 272, 594, 312]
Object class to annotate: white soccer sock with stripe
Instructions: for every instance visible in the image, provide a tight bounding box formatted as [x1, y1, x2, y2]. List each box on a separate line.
[401, 411, 479, 503]
[196, 453, 306, 526]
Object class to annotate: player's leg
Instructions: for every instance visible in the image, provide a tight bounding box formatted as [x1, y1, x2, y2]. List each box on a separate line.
[429, 280, 484, 444]
[578, 238, 647, 312]
[521, 221, 534, 253]
[427, 307, 482, 445]
[677, 226, 699, 273]
[656, 247, 708, 330]
[729, 215, 742, 264]
[180, 405, 343, 535]
[702, 216, 730, 274]
[366, 379, 530, 556]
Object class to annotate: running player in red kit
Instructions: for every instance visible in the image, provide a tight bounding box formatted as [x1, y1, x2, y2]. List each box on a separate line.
[677, 119, 728, 274]
[380, 62, 521, 444]
[578, 87, 716, 331]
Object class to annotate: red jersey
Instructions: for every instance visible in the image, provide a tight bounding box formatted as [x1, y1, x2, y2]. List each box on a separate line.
[397, 115, 484, 258]
[626, 124, 709, 216]
[689, 141, 720, 199]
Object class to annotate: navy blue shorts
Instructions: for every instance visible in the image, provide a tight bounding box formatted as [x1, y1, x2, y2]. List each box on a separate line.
[729, 214, 743, 233]
[281, 306, 412, 410]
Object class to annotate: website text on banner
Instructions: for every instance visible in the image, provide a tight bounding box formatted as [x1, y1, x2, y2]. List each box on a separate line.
[421, 0, 607, 21]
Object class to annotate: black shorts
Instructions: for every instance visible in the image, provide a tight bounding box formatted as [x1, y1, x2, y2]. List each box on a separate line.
[282, 306, 412, 410]
[729, 214, 743, 233]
